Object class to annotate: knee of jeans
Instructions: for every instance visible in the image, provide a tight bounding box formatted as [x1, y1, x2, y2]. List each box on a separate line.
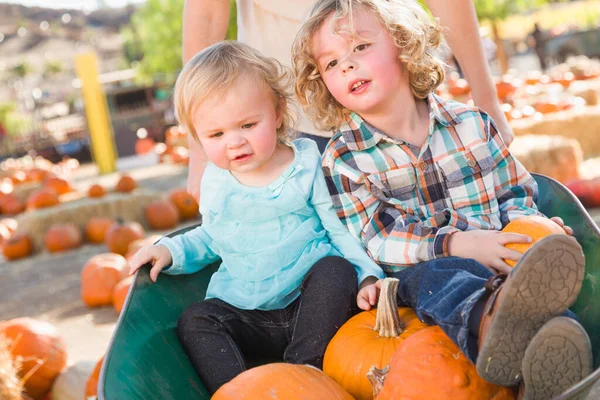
[309, 256, 357, 287]
[176, 301, 218, 340]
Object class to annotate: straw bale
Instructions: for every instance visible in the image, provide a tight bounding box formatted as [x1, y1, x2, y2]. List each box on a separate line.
[511, 134, 582, 184]
[14, 190, 161, 253]
[0, 334, 22, 400]
[511, 106, 600, 159]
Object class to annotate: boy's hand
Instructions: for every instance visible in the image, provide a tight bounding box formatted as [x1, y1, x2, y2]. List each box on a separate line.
[448, 230, 532, 275]
[550, 216, 574, 236]
[357, 278, 383, 311]
[129, 244, 173, 283]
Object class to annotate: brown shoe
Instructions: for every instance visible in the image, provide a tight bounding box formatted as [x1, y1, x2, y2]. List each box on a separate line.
[476, 235, 585, 386]
[519, 317, 592, 400]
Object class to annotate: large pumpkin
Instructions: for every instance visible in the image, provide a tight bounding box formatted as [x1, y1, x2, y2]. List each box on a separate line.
[104, 220, 145, 256]
[27, 188, 59, 210]
[144, 199, 180, 230]
[44, 223, 82, 253]
[2, 233, 33, 260]
[168, 189, 199, 220]
[323, 278, 428, 400]
[85, 217, 116, 244]
[212, 363, 353, 400]
[85, 356, 104, 399]
[502, 215, 566, 266]
[0, 318, 68, 400]
[112, 276, 134, 314]
[81, 253, 129, 307]
[369, 326, 515, 400]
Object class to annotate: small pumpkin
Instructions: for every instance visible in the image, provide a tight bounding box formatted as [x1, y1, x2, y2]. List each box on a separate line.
[44, 223, 82, 253]
[85, 217, 116, 244]
[27, 188, 60, 210]
[0, 318, 68, 400]
[104, 219, 145, 256]
[0, 195, 25, 215]
[85, 356, 104, 399]
[323, 278, 428, 400]
[87, 184, 106, 198]
[502, 215, 566, 266]
[368, 326, 515, 400]
[81, 253, 129, 307]
[168, 189, 199, 220]
[112, 276, 134, 314]
[2, 233, 32, 260]
[135, 137, 155, 155]
[144, 199, 180, 230]
[115, 175, 136, 193]
[43, 176, 72, 196]
[212, 363, 353, 400]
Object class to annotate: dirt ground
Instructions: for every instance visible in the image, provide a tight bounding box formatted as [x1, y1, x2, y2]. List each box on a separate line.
[1, 159, 599, 398]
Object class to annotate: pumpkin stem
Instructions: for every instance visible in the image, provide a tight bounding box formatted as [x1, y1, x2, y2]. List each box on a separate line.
[374, 277, 404, 337]
[367, 365, 389, 397]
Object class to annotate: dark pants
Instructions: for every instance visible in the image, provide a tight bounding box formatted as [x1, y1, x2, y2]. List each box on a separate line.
[176, 256, 358, 394]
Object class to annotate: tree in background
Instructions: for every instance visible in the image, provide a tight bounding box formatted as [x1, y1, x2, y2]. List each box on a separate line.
[474, 0, 552, 73]
[122, 0, 237, 83]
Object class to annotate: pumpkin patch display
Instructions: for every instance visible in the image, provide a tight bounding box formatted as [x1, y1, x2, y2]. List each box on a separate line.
[2, 233, 33, 260]
[85, 217, 116, 244]
[0, 318, 68, 400]
[212, 363, 353, 400]
[368, 326, 515, 400]
[104, 219, 145, 256]
[323, 278, 428, 400]
[81, 253, 129, 307]
[168, 189, 199, 220]
[501, 215, 566, 266]
[44, 223, 82, 253]
[144, 199, 180, 230]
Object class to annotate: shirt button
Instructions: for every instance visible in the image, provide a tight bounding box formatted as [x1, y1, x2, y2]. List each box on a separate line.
[467, 159, 477, 168]
[420, 162, 428, 171]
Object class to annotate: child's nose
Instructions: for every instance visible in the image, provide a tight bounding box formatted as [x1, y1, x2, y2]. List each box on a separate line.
[341, 60, 356, 74]
[227, 133, 247, 148]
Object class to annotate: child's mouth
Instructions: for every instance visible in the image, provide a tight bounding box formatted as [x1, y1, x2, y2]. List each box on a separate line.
[233, 154, 252, 162]
[350, 80, 371, 93]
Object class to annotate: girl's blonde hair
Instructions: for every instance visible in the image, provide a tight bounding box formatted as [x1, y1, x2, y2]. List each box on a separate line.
[292, 0, 445, 131]
[174, 41, 296, 142]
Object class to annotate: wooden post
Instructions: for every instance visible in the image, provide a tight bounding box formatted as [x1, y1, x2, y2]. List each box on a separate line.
[75, 52, 117, 174]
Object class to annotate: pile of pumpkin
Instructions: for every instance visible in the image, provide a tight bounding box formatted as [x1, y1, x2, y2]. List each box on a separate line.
[0, 317, 103, 400]
[136, 125, 190, 166]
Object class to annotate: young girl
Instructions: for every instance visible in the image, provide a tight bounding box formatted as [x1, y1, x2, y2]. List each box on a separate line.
[128, 40, 383, 394]
[292, 1, 592, 399]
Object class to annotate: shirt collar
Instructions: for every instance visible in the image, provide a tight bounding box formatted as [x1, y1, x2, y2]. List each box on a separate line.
[339, 93, 460, 151]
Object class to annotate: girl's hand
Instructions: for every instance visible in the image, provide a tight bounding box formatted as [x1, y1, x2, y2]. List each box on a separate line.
[448, 230, 532, 275]
[129, 244, 173, 282]
[550, 216, 574, 236]
[357, 279, 383, 311]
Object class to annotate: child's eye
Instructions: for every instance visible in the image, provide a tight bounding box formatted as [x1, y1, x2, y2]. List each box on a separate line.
[241, 123, 256, 129]
[354, 43, 370, 52]
[326, 60, 338, 70]
[210, 132, 224, 138]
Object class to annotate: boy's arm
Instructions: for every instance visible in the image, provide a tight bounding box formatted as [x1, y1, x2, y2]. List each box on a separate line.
[310, 166, 385, 285]
[324, 149, 460, 267]
[156, 225, 220, 275]
[482, 111, 543, 226]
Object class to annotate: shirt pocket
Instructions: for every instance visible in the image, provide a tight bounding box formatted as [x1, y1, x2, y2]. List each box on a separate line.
[437, 143, 496, 212]
[366, 166, 417, 204]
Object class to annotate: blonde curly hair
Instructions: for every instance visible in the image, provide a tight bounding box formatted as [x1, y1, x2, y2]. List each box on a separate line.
[174, 41, 296, 142]
[292, 0, 445, 131]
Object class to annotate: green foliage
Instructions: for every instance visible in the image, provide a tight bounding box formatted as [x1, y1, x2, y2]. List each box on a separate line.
[0, 102, 34, 137]
[43, 60, 63, 76]
[474, 0, 551, 22]
[10, 61, 32, 78]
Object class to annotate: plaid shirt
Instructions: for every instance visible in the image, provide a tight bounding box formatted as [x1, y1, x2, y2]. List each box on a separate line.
[323, 94, 541, 271]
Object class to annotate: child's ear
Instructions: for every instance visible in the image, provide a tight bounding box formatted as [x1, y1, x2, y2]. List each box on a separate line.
[276, 97, 287, 129]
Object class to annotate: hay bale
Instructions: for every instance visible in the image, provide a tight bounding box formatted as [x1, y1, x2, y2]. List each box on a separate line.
[14, 190, 161, 253]
[0, 335, 22, 400]
[511, 106, 600, 159]
[580, 157, 600, 180]
[511, 134, 582, 184]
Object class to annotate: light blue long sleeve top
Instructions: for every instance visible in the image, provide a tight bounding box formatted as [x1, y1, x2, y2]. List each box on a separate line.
[157, 138, 384, 311]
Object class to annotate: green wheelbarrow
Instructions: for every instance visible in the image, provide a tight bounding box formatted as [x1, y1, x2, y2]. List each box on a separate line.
[98, 173, 600, 400]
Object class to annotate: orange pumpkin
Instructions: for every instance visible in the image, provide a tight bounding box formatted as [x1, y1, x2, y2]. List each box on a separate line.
[85, 217, 116, 244]
[0, 195, 25, 215]
[87, 184, 106, 198]
[115, 175, 136, 193]
[496, 79, 517, 100]
[0, 318, 68, 400]
[105, 219, 145, 256]
[144, 199, 180, 230]
[85, 356, 104, 398]
[323, 278, 428, 400]
[43, 176, 72, 196]
[112, 276, 134, 313]
[168, 189, 199, 220]
[502, 215, 566, 266]
[135, 137, 155, 155]
[27, 188, 60, 210]
[212, 363, 353, 400]
[44, 223, 82, 253]
[81, 253, 129, 307]
[2, 233, 32, 260]
[369, 326, 515, 400]
[447, 79, 471, 97]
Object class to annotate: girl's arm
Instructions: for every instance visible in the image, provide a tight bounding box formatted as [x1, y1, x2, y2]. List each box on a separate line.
[156, 225, 220, 275]
[423, 0, 514, 147]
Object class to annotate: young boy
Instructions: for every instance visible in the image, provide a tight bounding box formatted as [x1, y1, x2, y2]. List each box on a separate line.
[292, 0, 593, 398]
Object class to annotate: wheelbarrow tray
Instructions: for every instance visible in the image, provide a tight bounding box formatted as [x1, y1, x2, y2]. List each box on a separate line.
[99, 173, 600, 400]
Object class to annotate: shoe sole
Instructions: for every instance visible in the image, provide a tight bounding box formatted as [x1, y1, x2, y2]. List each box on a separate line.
[521, 317, 592, 400]
[476, 235, 585, 386]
